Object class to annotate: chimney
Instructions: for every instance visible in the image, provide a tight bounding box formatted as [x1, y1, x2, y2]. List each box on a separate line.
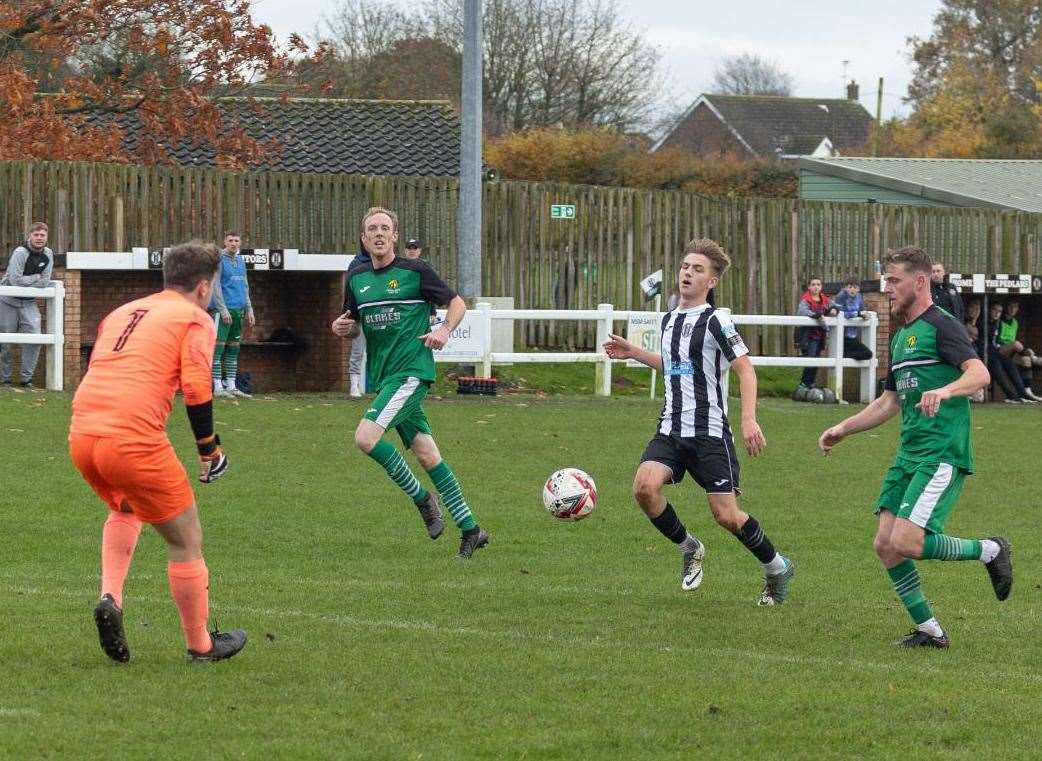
[846, 80, 860, 101]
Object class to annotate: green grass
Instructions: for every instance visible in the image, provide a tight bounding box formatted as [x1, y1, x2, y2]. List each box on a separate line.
[2, 387, 1040, 759]
[431, 361, 802, 399]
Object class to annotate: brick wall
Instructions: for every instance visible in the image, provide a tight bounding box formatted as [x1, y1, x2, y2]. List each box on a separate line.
[51, 269, 349, 392]
[658, 103, 753, 157]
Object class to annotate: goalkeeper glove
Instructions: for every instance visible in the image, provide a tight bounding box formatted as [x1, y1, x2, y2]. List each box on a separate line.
[197, 434, 229, 483]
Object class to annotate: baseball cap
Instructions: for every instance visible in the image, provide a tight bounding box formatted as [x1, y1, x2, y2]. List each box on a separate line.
[405, 238, 421, 249]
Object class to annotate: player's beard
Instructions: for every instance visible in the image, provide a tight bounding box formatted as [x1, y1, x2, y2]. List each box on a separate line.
[890, 291, 914, 320]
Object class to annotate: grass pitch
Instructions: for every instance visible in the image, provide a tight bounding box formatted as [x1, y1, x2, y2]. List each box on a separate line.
[2, 385, 1040, 760]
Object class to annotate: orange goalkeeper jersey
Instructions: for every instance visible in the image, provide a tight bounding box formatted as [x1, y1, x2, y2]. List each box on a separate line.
[71, 290, 216, 441]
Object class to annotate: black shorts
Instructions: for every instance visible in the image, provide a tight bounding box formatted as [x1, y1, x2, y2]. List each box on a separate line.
[640, 433, 741, 494]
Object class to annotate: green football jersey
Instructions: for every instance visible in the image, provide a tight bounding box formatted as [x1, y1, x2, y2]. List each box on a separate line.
[884, 305, 978, 471]
[344, 256, 456, 385]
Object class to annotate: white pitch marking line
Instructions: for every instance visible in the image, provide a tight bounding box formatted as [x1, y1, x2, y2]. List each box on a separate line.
[6, 584, 1042, 685]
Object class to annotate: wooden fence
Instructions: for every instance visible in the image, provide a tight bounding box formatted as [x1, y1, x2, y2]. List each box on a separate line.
[3, 160, 1041, 351]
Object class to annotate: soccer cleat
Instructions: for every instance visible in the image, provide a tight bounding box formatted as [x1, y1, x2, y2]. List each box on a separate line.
[18, 381, 34, 390]
[1019, 396, 1039, 404]
[187, 628, 248, 662]
[416, 492, 444, 540]
[213, 387, 232, 399]
[228, 387, 252, 399]
[757, 557, 794, 606]
[93, 594, 130, 663]
[681, 542, 706, 591]
[1003, 398, 1022, 405]
[457, 527, 489, 559]
[895, 629, 950, 649]
[984, 536, 1012, 601]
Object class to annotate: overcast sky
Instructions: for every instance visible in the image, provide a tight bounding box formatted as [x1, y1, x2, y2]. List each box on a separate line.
[250, 0, 942, 120]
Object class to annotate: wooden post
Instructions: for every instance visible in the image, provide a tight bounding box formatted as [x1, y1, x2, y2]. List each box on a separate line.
[111, 196, 124, 252]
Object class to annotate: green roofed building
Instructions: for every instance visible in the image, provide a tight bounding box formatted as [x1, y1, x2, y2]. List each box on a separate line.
[800, 157, 1042, 212]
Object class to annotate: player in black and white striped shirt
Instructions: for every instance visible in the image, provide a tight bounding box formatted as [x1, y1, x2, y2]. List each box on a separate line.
[604, 239, 794, 605]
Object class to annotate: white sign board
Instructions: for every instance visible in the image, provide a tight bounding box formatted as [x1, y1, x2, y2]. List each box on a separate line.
[625, 311, 663, 368]
[550, 204, 576, 219]
[432, 310, 487, 361]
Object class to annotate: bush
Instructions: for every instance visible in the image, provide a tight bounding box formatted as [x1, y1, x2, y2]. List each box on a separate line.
[486, 127, 797, 198]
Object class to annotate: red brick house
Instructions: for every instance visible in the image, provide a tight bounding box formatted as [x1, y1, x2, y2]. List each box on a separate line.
[652, 88, 873, 160]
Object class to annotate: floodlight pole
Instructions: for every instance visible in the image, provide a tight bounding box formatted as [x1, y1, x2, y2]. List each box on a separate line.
[458, 0, 483, 299]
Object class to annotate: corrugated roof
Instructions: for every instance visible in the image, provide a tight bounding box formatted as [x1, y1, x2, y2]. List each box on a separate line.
[87, 98, 461, 176]
[800, 157, 1042, 212]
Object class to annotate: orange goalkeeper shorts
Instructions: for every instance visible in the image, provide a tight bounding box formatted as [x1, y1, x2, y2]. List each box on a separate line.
[69, 433, 194, 524]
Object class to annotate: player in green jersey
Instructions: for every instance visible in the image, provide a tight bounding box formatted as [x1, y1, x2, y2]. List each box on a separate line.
[818, 246, 1012, 648]
[331, 207, 489, 559]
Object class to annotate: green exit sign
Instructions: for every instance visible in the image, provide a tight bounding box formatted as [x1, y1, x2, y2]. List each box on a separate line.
[550, 204, 576, 219]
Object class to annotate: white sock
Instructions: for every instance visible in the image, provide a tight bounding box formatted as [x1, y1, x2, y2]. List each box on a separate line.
[763, 553, 787, 575]
[678, 534, 701, 553]
[213, 379, 223, 393]
[979, 539, 1000, 563]
[917, 617, 944, 638]
[224, 378, 236, 391]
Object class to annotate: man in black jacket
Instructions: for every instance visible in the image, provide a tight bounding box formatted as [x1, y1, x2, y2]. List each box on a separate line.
[930, 262, 964, 323]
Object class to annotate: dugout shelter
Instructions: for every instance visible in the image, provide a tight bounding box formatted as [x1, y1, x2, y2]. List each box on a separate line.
[61, 249, 352, 392]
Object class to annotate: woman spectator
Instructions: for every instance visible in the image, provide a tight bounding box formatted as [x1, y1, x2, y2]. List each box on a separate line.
[795, 276, 830, 391]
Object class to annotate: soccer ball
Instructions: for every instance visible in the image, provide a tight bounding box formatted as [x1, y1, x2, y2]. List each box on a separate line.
[820, 387, 838, 404]
[792, 385, 810, 402]
[806, 387, 825, 403]
[542, 468, 598, 521]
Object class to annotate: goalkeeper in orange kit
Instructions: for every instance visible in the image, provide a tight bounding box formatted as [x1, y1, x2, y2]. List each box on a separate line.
[69, 240, 246, 663]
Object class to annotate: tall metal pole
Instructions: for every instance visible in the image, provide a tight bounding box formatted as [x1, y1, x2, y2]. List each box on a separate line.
[874, 76, 884, 157]
[458, 0, 482, 298]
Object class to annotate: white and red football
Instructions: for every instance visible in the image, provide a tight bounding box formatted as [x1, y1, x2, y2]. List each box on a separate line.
[542, 468, 598, 521]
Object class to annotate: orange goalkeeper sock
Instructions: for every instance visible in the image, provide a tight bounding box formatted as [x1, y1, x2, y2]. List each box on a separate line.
[167, 559, 212, 653]
[101, 511, 142, 609]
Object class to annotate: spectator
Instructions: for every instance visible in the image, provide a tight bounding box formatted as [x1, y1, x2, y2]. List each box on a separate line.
[404, 238, 423, 260]
[209, 232, 255, 399]
[964, 298, 982, 351]
[828, 277, 873, 360]
[930, 262, 964, 322]
[346, 237, 371, 398]
[997, 300, 1042, 401]
[984, 301, 1036, 403]
[0, 222, 53, 389]
[964, 299, 985, 402]
[795, 276, 830, 391]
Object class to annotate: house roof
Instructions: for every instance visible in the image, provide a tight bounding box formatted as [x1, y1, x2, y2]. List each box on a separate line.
[800, 157, 1042, 213]
[94, 98, 462, 176]
[653, 94, 873, 157]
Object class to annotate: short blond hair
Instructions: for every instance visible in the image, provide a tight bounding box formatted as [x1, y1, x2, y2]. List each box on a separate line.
[359, 206, 399, 236]
[684, 238, 731, 276]
[884, 246, 932, 275]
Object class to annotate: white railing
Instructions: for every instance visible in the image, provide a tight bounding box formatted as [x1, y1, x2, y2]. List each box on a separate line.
[439, 303, 877, 402]
[0, 282, 65, 391]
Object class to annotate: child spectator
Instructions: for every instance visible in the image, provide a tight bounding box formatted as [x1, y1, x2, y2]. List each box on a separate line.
[828, 277, 873, 360]
[795, 276, 830, 391]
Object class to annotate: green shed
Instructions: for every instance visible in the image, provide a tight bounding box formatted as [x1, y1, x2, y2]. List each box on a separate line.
[799, 157, 1042, 212]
